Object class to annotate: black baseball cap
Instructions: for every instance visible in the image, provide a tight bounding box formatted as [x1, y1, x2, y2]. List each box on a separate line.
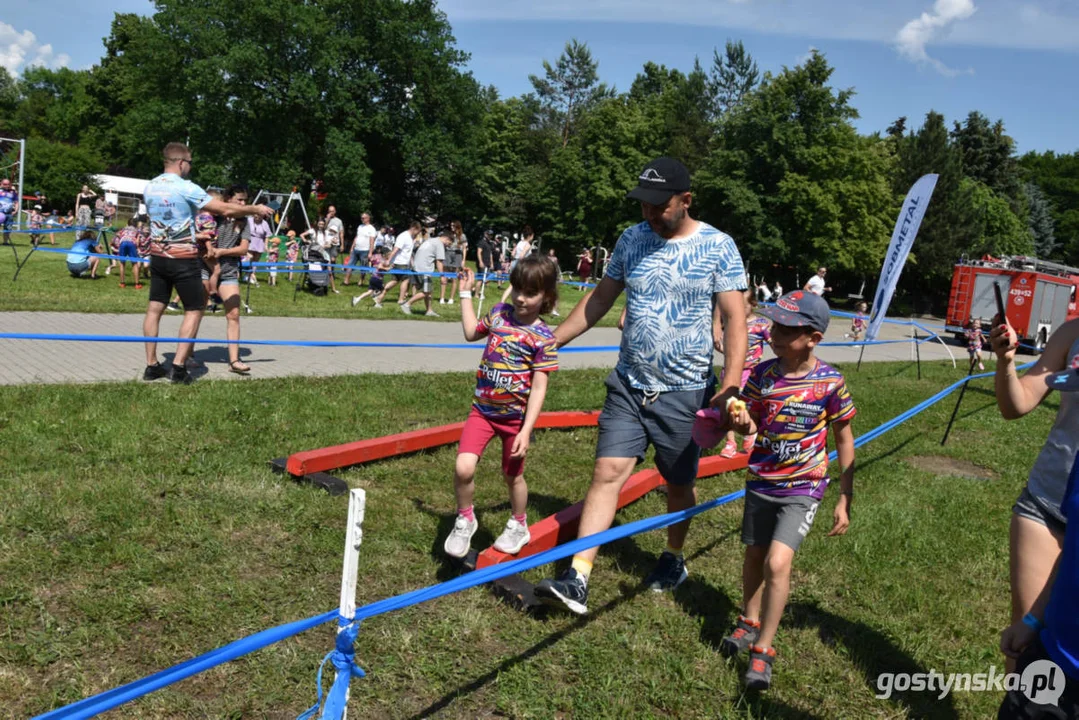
[757, 291, 831, 333]
[626, 157, 691, 205]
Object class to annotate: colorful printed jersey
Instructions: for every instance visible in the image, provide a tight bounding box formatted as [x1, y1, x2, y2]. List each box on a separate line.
[851, 313, 867, 333]
[608, 221, 746, 392]
[745, 316, 772, 369]
[143, 173, 212, 259]
[0, 188, 15, 214]
[742, 358, 857, 499]
[111, 226, 139, 251]
[473, 303, 558, 419]
[965, 327, 985, 353]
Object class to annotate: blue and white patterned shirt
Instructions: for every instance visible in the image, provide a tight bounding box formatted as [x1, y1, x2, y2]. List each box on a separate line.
[608, 221, 746, 392]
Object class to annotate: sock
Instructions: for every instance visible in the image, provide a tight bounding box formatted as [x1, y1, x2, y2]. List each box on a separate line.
[513, 512, 527, 526]
[665, 544, 684, 558]
[458, 505, 475, 522]
[570, 555, 593, 581]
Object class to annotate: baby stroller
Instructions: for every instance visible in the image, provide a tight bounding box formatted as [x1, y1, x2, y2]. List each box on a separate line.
[295, 240, 331, 297]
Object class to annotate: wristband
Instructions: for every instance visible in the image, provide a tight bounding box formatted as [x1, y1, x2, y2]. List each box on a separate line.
[459, 291, 472, 299]
[1022, 613, 1044, 632]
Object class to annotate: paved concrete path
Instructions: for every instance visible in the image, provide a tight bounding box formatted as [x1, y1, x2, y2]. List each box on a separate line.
[0, 311, 960, 385]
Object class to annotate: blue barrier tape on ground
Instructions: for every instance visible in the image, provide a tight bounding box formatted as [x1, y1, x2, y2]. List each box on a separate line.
[33, 361, 1029, 720]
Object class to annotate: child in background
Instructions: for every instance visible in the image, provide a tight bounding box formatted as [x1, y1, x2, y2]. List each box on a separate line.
[349, 262, 387, 308]
[847, 301, 868, 341]
[46, 210, 59, 245]
[266, 235, 281, 286]
[194, 208, 221, 308]
[113, 217, 144, 289]
[705, 291, 856, 691]
[442, 259, 560, 559]
[29, 206, 43, 246]
[285, 230, 300, 282]
[720, 290, 772, 458]
[966, 316, 986, 370]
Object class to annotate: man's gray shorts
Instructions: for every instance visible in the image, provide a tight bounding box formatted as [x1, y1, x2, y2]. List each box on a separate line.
[595, 370, 714, 486]
[741, 489, 821, 551]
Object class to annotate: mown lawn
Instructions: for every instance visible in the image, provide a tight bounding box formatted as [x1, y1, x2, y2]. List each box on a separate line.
[0, 361, 1056, 718]
[0, 232, 623, 325]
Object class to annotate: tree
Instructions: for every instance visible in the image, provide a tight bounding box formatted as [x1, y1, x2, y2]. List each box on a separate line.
[951, 111, 1024, 212]
[962, 178, 1034, 257]
[695, 50, 895, 284]
[1024, 182, 1058, 259]
[528, 39, 611, 147]
[1020, 151, 1079, 266]
[24, 137, 105, 210]
[708, 40, 759, 117]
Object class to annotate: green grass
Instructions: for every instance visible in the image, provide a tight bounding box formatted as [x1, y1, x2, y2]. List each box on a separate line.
[0, 361, 1057, 718]
[0, 232, 624, 324]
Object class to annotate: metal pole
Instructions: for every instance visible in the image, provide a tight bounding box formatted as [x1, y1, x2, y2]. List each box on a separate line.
[17, 139, 25, 232]
[940, 356, 978, 446]
[856, 343, 866, 372]
[914, 326, 922, 380]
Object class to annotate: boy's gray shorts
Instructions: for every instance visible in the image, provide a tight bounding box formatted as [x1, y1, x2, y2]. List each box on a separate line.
[741, 489, 822, 551]
[595, 370, 714, 486]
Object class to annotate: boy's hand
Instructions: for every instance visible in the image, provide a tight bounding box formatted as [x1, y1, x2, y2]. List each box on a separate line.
[827, 494, 851, 536]
[1000, 619, 1037, 659]
[990, 318, 1019, 361]
[729, 404, 751, 435]
[459, 268, 476, 293]
[510, 430, 530, 459]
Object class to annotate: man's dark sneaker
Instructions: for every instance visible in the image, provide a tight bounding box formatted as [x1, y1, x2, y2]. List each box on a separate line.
[170, 365, 195, 385]
[745, 645, 776, 690]
[142, 363, 169, 382]
[644, 551, 688, 592]
[165, 302, 181, 312]
[719, 615, 761, 658]
[535, 568, 589, 615]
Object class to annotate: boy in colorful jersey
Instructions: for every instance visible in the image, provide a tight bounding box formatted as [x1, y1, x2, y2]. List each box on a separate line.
[720, 290, 856, 690]
[442, 259, 559, 559]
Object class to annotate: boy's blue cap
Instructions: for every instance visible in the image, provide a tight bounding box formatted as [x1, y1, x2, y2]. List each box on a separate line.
[758, 291, 830, 333]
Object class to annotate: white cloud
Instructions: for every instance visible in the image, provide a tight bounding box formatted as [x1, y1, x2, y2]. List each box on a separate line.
[895, 0, 977, 75]
[0, 22, 71, 75]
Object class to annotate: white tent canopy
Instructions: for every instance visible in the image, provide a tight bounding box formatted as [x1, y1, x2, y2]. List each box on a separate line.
[93, 174, 149, 197]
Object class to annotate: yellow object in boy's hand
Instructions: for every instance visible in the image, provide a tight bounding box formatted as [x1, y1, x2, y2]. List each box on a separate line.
[725, 397, 746, 414]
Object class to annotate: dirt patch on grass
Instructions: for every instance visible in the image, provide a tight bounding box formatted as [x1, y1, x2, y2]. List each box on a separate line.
[906, 456, 998, 481]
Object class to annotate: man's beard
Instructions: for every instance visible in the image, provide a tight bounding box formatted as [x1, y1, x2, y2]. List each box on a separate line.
[653, 206, 686, 235]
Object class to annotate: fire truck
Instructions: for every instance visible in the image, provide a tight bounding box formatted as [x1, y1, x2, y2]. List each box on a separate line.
[946, 255, 1079, 351]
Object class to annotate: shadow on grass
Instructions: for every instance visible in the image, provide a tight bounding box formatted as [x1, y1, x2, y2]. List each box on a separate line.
[858, 434, 918, 474]
[787, 601, 959, 719]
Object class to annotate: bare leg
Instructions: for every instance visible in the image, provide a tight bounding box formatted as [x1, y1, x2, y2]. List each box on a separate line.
[505, 473, 528, 517]
[665, 482, 698, 549]
[572, 457, 637, 565]
[454, 454, 479, 510]
[219, 285, 245, 367]
[144, 301, 166, 365]
[755, 541, 795, 649]
[742, 544, 768, 621]
[172, 308, 204, 367]
[1008, 514, 1064, 670]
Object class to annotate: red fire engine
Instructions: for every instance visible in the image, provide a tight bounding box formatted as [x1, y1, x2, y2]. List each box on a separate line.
[946, 255, 1079, 351]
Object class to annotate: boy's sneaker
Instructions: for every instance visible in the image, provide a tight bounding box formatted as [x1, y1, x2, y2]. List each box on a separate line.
[166, 302, 181, 312]
[443, 514, 478, 558]
[399, 302, 411, 315]
[719, 615, 761, 658]
[169, 365, 195, 385]
[142, 363, 169, 382]
[745, 645, 776, 690]
[535, 568, 589, 615]
[351, 296, 362, 307]
[373, 302, 383, 309]
[644, 551, 688, 592]
[719, 440, 738, 458]
[424, 309, 439, 317]
[134, 284, 143, 290]
[118, 282, 126, 288]
[493, 517, 531, 554]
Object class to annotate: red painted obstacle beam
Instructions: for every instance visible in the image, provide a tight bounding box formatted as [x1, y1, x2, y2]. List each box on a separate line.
[285, 410, 602, 477]
[476, 453, 748, 569]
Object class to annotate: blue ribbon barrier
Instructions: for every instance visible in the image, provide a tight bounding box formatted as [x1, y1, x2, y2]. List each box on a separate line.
[297, 619, 366, 720]
[33, 362, 1028, 720]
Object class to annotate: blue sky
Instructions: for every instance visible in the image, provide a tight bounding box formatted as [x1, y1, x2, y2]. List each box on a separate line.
[3, 0, 1078, 154]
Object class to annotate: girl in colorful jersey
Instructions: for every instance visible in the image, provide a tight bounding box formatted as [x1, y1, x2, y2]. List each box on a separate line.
[442, 258, 560, 560]
[847, 301, 868, 341]
[966, 316, 986, 370]
[720, 290, 772, 458]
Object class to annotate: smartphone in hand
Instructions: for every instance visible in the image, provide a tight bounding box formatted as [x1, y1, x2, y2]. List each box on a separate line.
[993, 282, 1007, 325]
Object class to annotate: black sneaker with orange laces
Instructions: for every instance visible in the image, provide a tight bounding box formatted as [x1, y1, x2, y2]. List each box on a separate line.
[745, 644, 776, 690]
[719, 615, 760, 657]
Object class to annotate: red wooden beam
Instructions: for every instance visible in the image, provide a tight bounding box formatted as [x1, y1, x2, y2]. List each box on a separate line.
[476, 453, 748, 569]
[285, 411, 601, 477]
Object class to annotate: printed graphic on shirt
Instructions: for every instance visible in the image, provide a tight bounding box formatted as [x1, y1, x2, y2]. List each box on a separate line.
[608, 221, 746, 392]
[473, 303, 558, 419]
[143, 173, 211, 259]
[965, 327, 985, 353]
[742, 358, 856, 499]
